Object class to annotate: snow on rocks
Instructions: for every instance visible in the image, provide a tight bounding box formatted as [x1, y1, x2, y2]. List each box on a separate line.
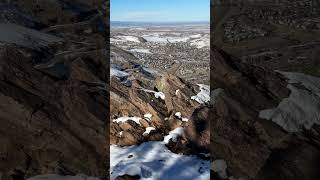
[182, 118, 189, 122]
[110, 68, 130, 78]
[26, 174, 99, 180]
[142, 35, 190, 44]
[281, 72, 320, 97]
[190, 39, 209, 49]
[110, 141, 210, 180]
[113, 116, 142, 126]
[110, 38, 124, 43]
[259, 72, 320, 132]
[130, 48, 152, 54]
[190, 35, 209, 48]
[143, 114, 152, 121]
[175, 112, 182, 119]
[154, 92, 165, 100]
[143, 127, 156, 136]
[168, 37, 190, 43]
[163, 127, 184, 144]
[139, 88, 165, 100]
[141, 36, 168, 43]
[175, 89, 180, 95]
[115, 35, 141, 43]
[175, 112, 189, 122]
[190, 34, 202, 38]
[191, 84, 210, 104]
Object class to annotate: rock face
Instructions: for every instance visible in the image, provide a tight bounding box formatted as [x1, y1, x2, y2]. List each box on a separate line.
[0, 0, 107, 179]
[210, 46, 320, 180]
[185, 106, 211, 153]
[211, 1, 320, 179]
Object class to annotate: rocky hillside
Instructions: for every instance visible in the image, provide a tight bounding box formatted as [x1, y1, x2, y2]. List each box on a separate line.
[210, 46, 320, 180]
[0, 0, 108, 179]
[211, 1, 320, 179]
[110, 41, 212, 179]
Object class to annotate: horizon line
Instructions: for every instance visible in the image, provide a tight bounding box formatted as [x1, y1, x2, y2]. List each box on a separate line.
[111, 20, 209, 23]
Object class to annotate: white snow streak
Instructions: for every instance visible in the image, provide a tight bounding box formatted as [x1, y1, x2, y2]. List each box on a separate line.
[143, 127, 156, 136]
[163, 127, 184, 144]
[191, 84, 210, 104]
[113, 116, 142, 126]
[130, 48, 152, 54]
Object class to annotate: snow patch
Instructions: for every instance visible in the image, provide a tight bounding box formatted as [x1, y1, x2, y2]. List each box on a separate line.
[175, 112, 182, 119]
[139, 88, 166, 100]
[130, 48, 152, 54]
[168, 37, 190, 43]
[142, 36, 168, 43]
[142, 35, 190, 44]
[110, 141, 209, 180]
[110, 38, 124, 43]
[116, 35, 141, 43]
[110, 68, 130, 78]
[190, 37, 209, 48]
[190, 34, 202, 38]
[143, 127, 156, 136]
[154, 92, 165, 100]
[259, 72, 320, 132]
[163, 127, 184, 144]
[113, 116, 142, 126]
[174, 112, 189, 122]
[175, 89, 180, 95]
[192, 84, 210, 104]
[281, 72, 320, 97]
[144, 114, 152, 121]
[182, 118, 189, 122]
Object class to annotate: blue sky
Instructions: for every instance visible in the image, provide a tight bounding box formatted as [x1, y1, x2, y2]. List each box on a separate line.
[111, 0, 209, 22]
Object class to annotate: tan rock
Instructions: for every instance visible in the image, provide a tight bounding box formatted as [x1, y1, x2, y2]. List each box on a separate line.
[140, 119, 150, 128]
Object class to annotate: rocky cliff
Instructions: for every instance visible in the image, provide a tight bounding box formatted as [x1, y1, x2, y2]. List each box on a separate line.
[210, 46, 320, 180]
[0, 0, 108, 179]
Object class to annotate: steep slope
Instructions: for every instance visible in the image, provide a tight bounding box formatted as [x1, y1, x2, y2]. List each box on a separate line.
[210, 46, 320, 180]
[0, 1, 108, 179]
[211, 1, 320, 179]
[110, 45, 211, 179]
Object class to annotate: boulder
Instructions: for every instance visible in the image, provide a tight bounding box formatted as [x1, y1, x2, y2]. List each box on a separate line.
[185, 106, 211, 153]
